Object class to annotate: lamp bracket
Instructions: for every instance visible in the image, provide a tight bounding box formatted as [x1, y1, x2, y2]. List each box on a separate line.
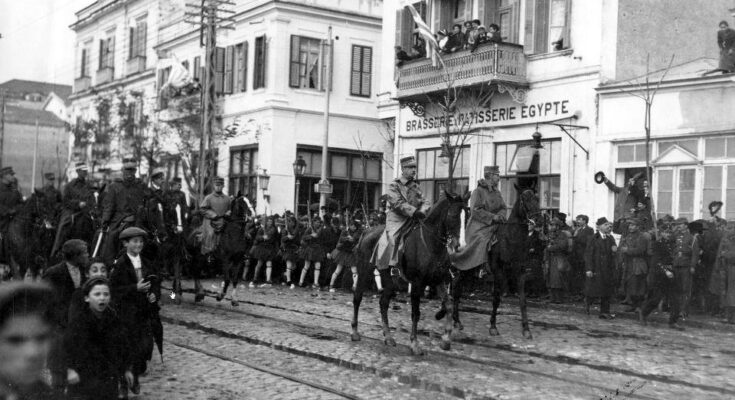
[399, 100, 426, 117]
[538, 120, 590, 159]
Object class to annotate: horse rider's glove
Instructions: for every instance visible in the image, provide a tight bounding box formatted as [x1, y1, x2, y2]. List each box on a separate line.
[413, 210, 426, 219]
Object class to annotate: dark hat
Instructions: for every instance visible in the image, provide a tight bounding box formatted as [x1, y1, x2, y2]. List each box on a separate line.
[122, 158, 137, 170]
[557, 212, 567, 221]
[400, 155, 417, 168]
[594, 171, 606, 184]
[596, 217, 609, 226]
[119, 226, 148, 240]
[150, 168, 165, 179]
[170, 177, 182, 184]
[44, 173, 55, 180]
[0, 282, 52, 325]
[708, 201, 723, 216]
[213, 176, 225, 184]
[673, 217, 688, 225]
[75, 162, 89, 171]
[688, 221, 704, 234]
[484, 165, 500, 174]
[472, 19, 481, 25]
[0, 166, 15, 176]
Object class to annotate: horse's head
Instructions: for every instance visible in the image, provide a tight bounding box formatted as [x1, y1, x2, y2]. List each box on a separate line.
[426, 190, 469, 247]
[230, 192, 253, 221]
[513, 184, 542, 228]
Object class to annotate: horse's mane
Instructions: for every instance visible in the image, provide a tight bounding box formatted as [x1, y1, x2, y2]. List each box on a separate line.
[424, 196, 450, 226]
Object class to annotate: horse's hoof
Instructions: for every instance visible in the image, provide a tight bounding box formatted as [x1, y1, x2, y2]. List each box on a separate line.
[194, 293, 205, 303]
[454, 321, 464, 331]
[435, 308, 446, 320]
[439, 340, 451, 351]
[523, 330, 533, 340]
[215, 293, 224, 302]
[489, 327, 500, 336]
[351, 332, 361, 342]
[384, 337, 397, 347]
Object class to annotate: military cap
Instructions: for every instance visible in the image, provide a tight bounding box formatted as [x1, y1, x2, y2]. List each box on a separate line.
[150, 168, 165, 179]
[75, 162, 89, 171]
[213, 176, 225, 184]
[596, 217, 610, 226]
[119, 226, 148, 240]
[673, 217, 688, 225]
[0, 281, 52, 326]
[484, 165, 500, 175]
[0, 166, 15, 176]
[44, 173, 55, 180]
[170, 177, 182, 184]
[400, 156, 417, 168]
[627, 217, 642, 226]
[122, 158, 137, 170]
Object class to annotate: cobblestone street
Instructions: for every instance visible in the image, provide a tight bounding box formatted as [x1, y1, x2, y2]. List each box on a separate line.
[130, 278, 735, 400]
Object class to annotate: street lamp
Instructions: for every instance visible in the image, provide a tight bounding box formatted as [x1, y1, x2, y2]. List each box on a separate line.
[512, 130, 546, 172]
[257, 168, 270, 201]
[292, 155, 307, 215]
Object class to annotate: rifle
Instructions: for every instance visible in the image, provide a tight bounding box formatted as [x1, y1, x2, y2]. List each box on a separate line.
[306, 199, 314, 231]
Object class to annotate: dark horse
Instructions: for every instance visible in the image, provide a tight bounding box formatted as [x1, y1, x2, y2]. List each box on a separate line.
[439, 186, 542, 339]
[7, 190, 59, 279]
[214, 193, 256, 306]
[351, 192, 466, 354]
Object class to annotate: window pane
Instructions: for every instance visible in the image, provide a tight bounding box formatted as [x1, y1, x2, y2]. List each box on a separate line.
[231, 151, 241, 174]
[727, 167, 735, 219]
[618, 145, 634, 162]
[678, 169, 696, 220]
[435, 154, 449, 178]
[551, 140, 561, 173]
[704, 166, 722, 188]
[658, 142, 674, 156]
[678, 140, 698, 156]
[634, 144, 649, 162]
[251, 150, 258, 174]
[496, 145, 507, 175]
[424, 150, 435, 179]
[657, 169, 673, 218]
[658, 169, 673, 191]
[460, 148, 470, 177]
[539, 145, 551, 174]
[539, 176, 560, 209]
[456, 179, 469, 196]
[705, 137, 726, 159]
[728, 165, 735, 188]
[506, 144, 517, 172]
[351, 157, 364, 179]
[420, 180, 435, 204]
[331, 155, 348, 178]
[417, 151, 427, 179]
[310, 153, 321, 175]
[243, 151, 252, 174]
[728, 137, 735, 158]
[367, 159, 380, 180]
[679, 168, 695, 190]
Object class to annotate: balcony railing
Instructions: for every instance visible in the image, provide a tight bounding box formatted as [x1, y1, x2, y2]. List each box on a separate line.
[158, 91, 201, 123]
[73, 76, 91, 93]
[126, 55, 146, 76]
[396, 42, 527, 100]
[95, 67, 114, 85]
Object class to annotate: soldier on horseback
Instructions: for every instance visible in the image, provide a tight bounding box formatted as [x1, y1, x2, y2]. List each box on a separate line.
[99, 158, 150, 264]
[52, 162, 94, 257]
[370, 155, 430, 278]
[0, 166, 22, 265]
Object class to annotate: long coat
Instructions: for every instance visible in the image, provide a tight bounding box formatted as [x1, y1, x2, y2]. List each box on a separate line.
[42, 262, 85, 372]
[584, 232, 617, 298]
[572, 225, 594, 265]
[545, 230, 571, 289]
[109, 253, 160, 374]
[450, 180, 506, 271]
[620, 230, 650, 297]
[371, 177, 430, 269]
[713, 231, 735, 308]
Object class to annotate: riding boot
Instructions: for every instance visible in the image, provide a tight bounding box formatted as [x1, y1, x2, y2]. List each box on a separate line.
[374, 268, 383, 292]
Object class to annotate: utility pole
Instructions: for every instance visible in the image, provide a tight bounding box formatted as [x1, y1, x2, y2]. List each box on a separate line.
[31, 119, 39, 190]
[0, 91, 5, 168]
[184, 0, 234, 208]
[318, 26, 333, 216]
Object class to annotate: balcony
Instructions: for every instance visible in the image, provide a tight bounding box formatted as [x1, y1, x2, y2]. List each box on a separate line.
[73, 76, 91, 93]
[126, 55, 147, 76]
[395, 42, 527, 100]
[95, 67, 114, 85]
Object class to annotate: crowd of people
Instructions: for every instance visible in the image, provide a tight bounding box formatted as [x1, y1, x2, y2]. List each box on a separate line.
[395, 19, 503, 66]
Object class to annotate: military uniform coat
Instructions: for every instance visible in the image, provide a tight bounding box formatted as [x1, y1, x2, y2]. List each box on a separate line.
[545, 230, 572, 289]
[713, 231, 735, 308]
[52, 177, 94, 255]
[450, 179, 506, 271]
[199, 192, 231, 254]
[371, 177, 430, 269]
[0, 181, 22, 231]
[101, 178, 149, 228]
[584, 232, 617, 298]
[620, 230, 650, 297]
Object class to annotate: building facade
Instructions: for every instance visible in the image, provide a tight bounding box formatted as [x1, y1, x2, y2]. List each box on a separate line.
[379, 0, 733, 221]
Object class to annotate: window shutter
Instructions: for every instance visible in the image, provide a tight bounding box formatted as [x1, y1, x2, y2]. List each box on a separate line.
[511, 0, 520, 43]
[99, 40, 104, 70]
[109, 37, 115, 68]
[254, 35, 266, 89]
[534, 0, 549, 54]
[524, 0, 535, 54]
[80, 48, 87, 77]
[563, 0, 572, 49]
[289, 35, 299, 87]
[128, 27, 135, 59]
[215, 46, 225, 94]
[224, 45, 234, 94]
[350, 46, 360, 96]
[137, 21, 147, 57]
[193, 56, 201, 80]
[395, 10, 405, 51]
[361, 46, 372, 97]
[241, 42, 248, 92]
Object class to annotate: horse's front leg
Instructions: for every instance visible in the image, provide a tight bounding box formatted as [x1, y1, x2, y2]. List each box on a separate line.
[351, 264, 367, 341]
[452, 270, 464, 331]
[519, 270, 533, 339]
[436, 280, 453, 351]
[409, 279, 424, 355]
[379, 268, 396, 346]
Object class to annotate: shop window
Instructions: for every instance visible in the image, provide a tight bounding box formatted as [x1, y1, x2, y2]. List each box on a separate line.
[705, 135, 735, 159]
[416, 147, 470, 204]
[495, 139, 561, 214]
[658, 139, 697, 157]
[702, 166, 722, 218]
[229, 146, 258, 197]
[331, 155, 348, 178]
[617, 143, 649, 163]
[655, 167, 695, 220]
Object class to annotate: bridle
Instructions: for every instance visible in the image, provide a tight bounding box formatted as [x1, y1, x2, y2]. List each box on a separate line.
[517, 189, 542, 226]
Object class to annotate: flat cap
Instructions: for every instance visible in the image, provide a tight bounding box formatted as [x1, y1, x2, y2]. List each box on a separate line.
[400, 156, 417, 168]
[122, 158, 137, 170]
[119, 226, 148, 240]
[596, 217, 610, 226]
[75, 162, 89, 171]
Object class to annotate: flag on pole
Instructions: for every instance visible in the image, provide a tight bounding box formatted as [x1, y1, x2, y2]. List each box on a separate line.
[399, 0, 444, 68]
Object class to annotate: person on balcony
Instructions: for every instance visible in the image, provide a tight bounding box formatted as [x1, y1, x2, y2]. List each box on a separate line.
[446, 24, 465, 52]
[718, 21, 735, 73]
[487, 23, 503, 43]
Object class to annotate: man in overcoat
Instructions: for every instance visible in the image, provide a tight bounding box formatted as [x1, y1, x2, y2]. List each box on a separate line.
[450, 165, 506, 272]
[371, 155, 430, 276]
[619, 218, 650, 311]
[199, 176, 231, 255]
[571, 215, 594, 297]
[671, 217, 698, 317]
[639, 222, 685, 329]
[41, 239, 88, 394]
[584, 217, 618, 319]
[52, 163, 94, 257]
[0, 166, 22, 264]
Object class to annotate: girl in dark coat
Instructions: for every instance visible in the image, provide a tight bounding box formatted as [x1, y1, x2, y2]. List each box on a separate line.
[109, 227, 160, 398]
[545, 220, 572, 303]
[249, 216, 279, 286]
[329, 219, 363, 292]
[66, 277, 133, 400]
[280, 215, 302, 289]
[299, 217, 326, 289]
[584, 217, 618, 319]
